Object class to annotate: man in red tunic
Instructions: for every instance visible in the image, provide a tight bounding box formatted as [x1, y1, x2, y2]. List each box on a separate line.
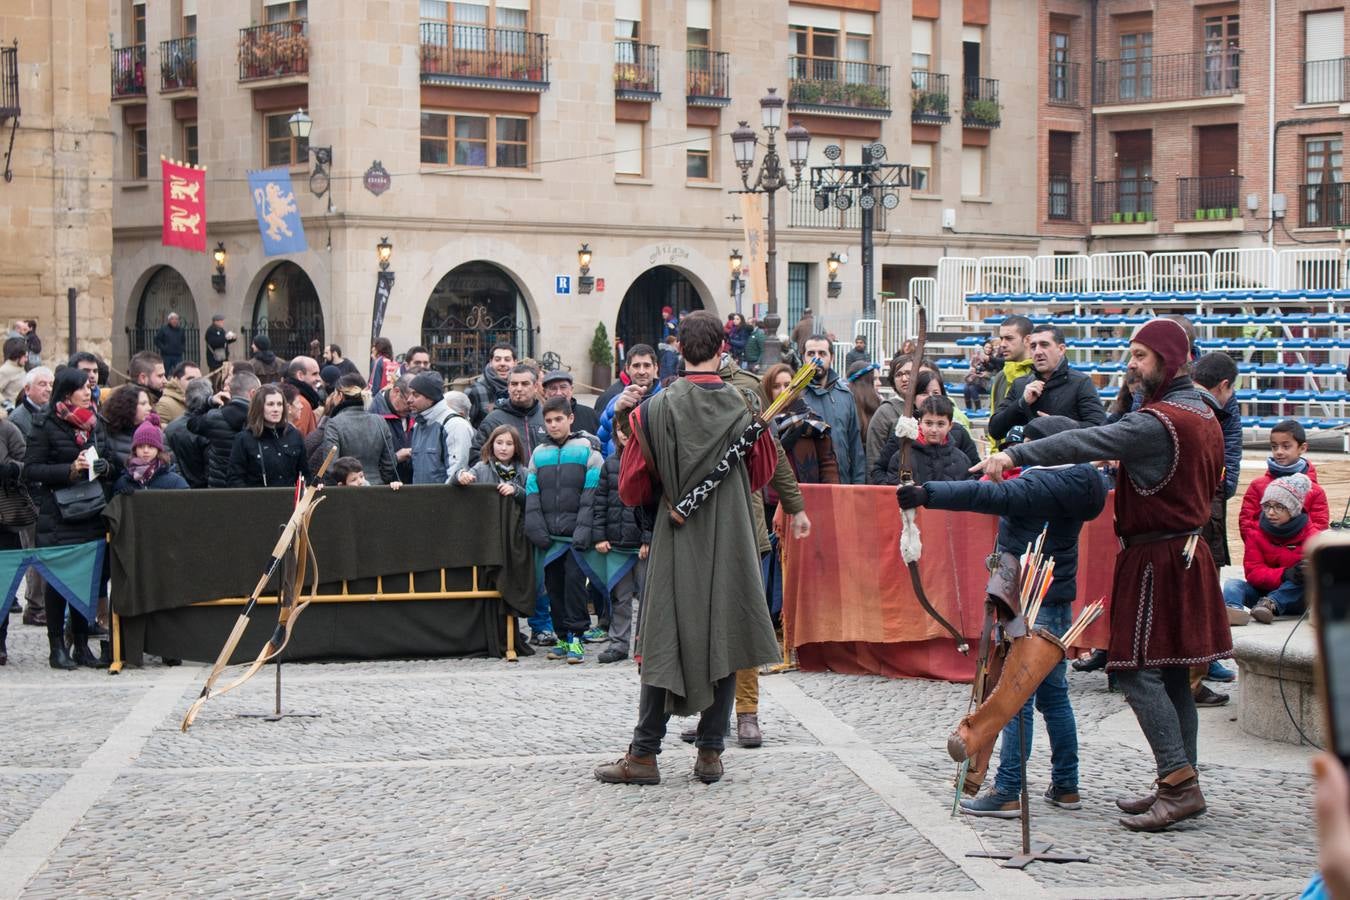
[973, 318, 1231, 832]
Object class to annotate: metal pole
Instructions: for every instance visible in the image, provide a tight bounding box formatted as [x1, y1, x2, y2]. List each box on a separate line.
[762, 186, 782, 366]
[860, 147, 876, 320]
[66, 287, 76, 356]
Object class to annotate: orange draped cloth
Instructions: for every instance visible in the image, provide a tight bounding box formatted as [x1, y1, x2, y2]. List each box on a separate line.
[778, 485, 1116, 682]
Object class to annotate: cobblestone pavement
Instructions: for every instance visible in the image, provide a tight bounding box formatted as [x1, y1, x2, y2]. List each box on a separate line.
[0, 621, 1318, 899]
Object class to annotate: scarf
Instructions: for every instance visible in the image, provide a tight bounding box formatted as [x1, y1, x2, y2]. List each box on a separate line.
[1267, 456, 1309, 478]
[481, 362, 509, 397]
[55, 401, 96, 446]
[124, 455, 162, 487]
[491, 460, 518, 484]
[773, 400, 828, 453]
[287, 376, 322, 410]
[1261, 511, 1308, 541]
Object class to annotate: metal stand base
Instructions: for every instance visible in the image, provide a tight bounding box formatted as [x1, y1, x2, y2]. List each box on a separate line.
[963, 714, 1089, 870]
[236, 661, 321, 723]
[967, 842, 1090, 870]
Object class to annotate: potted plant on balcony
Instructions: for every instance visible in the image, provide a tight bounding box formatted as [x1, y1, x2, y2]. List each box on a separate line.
[1112, 211, 1123, 224]
[1194, 208, 1207, 221]
[965, 98, 1000, 125]
[590, 322, 614, 390]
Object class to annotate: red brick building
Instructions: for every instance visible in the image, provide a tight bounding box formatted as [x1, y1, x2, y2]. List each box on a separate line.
[1035, 0, 1350, 252]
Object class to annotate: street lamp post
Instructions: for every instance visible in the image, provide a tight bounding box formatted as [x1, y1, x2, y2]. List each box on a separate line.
[730, 87, 809, 367]
[287, 108, 334, 201]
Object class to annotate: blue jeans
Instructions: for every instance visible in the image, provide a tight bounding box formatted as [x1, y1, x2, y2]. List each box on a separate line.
[528, 587, 554, 636]
[1222, 577, 1305, 616]
[993, 602, 1078, 796]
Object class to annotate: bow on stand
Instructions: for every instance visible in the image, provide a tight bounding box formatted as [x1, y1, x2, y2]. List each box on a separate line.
[181, 448, 336, 731]
[894, 303, 969, 654]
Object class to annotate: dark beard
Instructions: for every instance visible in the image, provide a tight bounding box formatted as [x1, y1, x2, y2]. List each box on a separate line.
[1140, 369, 1165, 399]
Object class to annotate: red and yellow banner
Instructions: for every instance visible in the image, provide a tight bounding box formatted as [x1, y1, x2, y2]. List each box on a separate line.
[161, 157, 207, 252]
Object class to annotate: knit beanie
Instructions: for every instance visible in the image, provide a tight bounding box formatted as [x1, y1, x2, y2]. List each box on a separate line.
[132, 421, 164, 453]
[1262, 473, 1312, 517]
[319, 364, 340, 389]
[1129, 318, 1192, 401]
[409, 372, 444, 404]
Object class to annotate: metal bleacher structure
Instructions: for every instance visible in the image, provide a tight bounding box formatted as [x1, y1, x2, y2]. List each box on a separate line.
[845, 247, 1350, 450]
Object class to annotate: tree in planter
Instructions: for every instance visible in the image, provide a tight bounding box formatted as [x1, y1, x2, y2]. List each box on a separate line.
[590, 322, 615, 387]
[964, 98, 1001, 125]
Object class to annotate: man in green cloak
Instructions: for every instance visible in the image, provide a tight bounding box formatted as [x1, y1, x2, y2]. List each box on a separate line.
[594, 311, 802, 785]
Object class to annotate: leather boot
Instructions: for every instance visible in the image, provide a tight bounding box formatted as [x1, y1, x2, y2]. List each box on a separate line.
[693, 749, 724, 784]
[1115, 789, 1157, 816]
[736, 713, 762, 748]
[71, 640, 106, 670]
[594, 749, 660, 785]
[48, 635, 77, 670]
[97, 639, 112, 667]
[1119, 765, 1206, 832]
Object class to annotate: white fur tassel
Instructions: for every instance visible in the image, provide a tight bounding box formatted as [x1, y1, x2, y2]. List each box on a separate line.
[894, 415, 923, 563]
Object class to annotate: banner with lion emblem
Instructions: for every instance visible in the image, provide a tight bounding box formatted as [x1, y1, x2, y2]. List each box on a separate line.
[161, 158, 207, 253]
[247, 167, 307, 257]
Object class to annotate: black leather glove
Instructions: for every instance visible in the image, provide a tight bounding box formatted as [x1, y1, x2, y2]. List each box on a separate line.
[91, 458, 110, 477]
[1286, 563, 1305, 585]
[897, 483, 928, 510]
[0, 459, 20, 485]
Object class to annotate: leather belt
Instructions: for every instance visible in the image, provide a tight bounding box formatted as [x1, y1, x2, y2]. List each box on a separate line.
[1119, 528, 1202, 549]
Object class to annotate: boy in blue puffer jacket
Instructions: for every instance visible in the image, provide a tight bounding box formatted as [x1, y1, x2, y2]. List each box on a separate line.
[525, 396, 603, 664]
[898, 415, 1108, 819]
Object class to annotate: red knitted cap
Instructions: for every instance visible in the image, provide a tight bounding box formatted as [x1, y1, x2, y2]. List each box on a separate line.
[1130, 318, 1191, 401]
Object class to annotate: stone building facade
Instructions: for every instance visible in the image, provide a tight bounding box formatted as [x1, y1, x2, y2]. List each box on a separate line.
[106, 0, 1045, 377]
[0, 4, 115, 363]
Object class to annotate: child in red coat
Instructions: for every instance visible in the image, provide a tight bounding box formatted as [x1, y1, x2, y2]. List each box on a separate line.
[1238, 420, 1329, 544]
[1224, 473, 1322, 624]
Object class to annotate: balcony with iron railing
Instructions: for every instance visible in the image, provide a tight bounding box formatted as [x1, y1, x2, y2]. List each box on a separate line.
[1177, 174, 1243, 222]
[1093, 49, 1241, 106]
[1091, 178, 1157, 224]
[419, 23, 549, 90]
[0, 44, 17, 119]
[910, 70, 949, 124]
[789, 188, 888, 230]
[160, 36, 196, 92]
[1048, 177, 1077, 222]
[1303, 57, 1350, 104]
[686, 49, 729, 106]
[238, 20, 308, 82]
[615, 41, 660, 100]
[1048, 59, 1080, 106]
[961, 75, 1000, 127]
[112, 44, 146, 100]
[787, 56, 891, 118]
[1300, 183, 1350, 229]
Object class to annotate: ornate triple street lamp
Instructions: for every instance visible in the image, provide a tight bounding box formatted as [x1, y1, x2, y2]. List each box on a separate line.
[730, 87, 810, 366]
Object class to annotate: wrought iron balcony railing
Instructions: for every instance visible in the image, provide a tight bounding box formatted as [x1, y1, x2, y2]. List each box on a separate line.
[615, 41, 660, 99]
[788, 56, 891, 115]
[1178, 174, 1242, 221]
[1091, 178, 1157, 224]
[1048, 59, 1079, 106]
[1303, 57, 1349, 104]
[686, 49, 729, 105]
[112, 44, 146, 99]
[910, 70, 949, 124]
[420, 23, 549, 88]
[160, 36, 196, 91]
[1300, 183, 1350, 229]
[1048, 176, 1077, 221]
[961, 75, 1000, 127]
[1093, 49, 1241, 105]
[238, 20, 309, 82]
[0, 44, 18, 119]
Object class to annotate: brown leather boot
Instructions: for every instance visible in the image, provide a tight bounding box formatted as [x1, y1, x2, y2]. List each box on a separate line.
[693, 749, 723, 784]
[594, 750, 660, 785]
[1118, 765, 1206, 831]
[737, 713, 762, 748]
[1115, 789, 1157, 815]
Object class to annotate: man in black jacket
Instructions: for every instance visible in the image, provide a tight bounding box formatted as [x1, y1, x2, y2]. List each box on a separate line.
[471, 364, 547, 459]
[153, 312, 186, 374]
[988, 325, 1106, 440]
[166, 377, 215, 488]
[204, 315, 235, 369]
[542, 370, 599, 437]
[189, 369, 260, 487]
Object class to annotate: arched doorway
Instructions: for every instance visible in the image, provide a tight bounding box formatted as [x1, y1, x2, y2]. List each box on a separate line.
[129, 267, 199, 360]
[422, 261, 534, 382]
[248, 262, 324, 361]
[616, 266, 704, 352]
